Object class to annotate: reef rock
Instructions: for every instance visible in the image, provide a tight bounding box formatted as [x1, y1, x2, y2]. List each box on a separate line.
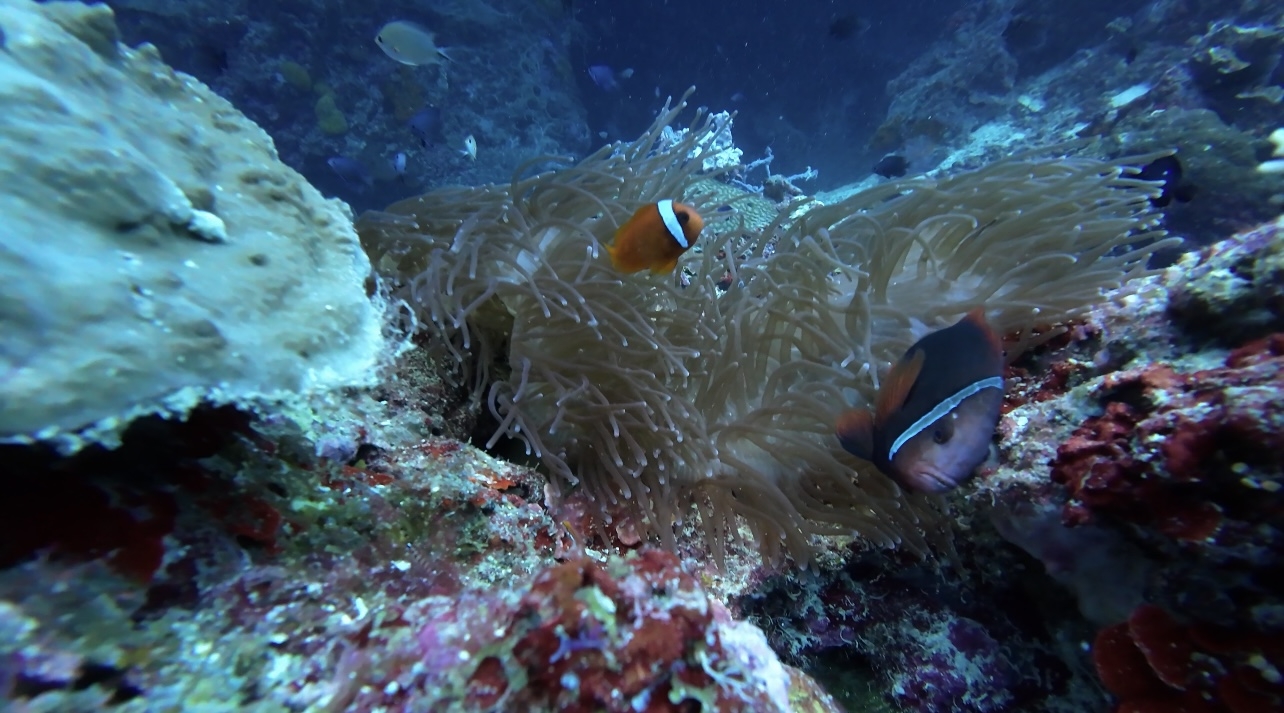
[0, 0, 384, 450]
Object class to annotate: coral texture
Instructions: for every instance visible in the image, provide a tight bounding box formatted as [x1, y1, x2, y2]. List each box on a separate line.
[1093, 603, 1284, 713]
[1167, 215, 1284, 345]
[1049, 334, 1284, 547]
[425, 548, 807, 712]
[357, 89, 1176, 566]
[6, 1, 1284, 712]
[0, 0, 384, 450]
[739, 558, 1056, 713]
[965, 215, 1284, 713]
[0, 409, 838, 711]
[103, 0, 591, 209]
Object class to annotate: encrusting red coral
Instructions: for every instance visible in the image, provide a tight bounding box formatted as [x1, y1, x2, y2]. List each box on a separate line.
[0, 408, 290, 582]
[1049, 333, 1284, 545]
[1093, 604, 1284, 713]
[1128, 604, 1198, 689]
[468, 548, 791, 712]
[1001, 321, 1099, 414]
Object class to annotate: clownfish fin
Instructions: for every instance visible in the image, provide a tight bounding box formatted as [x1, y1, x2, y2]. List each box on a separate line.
[875, 347, 925, 424]
[836, 408, 876, 460]
[651, 255, 681, 274]
[963, 305, 988, 324]
[605, 241, 637, 273]
[961, 306, 1005, 361]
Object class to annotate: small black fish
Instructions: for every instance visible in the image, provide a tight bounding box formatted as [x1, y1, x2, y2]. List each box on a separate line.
[1136, 154, 1195, 208]
[1124, 46, 1138, 65]
[837, 308, 1005, 493]
[872, 154, 909, 178]
[828, 14, 868, 41]
[407, 106, 443, 148]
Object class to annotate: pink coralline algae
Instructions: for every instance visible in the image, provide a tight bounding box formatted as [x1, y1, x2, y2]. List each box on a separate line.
[0, 407, 283, 583]
[1050, 333, 1284, 548]
[888, 616, 1016, 713]
[422, 548, 798, 712]
[1092, 603, 1284, 713]
[1045, 332, 1284, 711]
[743, 559, 1027, 713]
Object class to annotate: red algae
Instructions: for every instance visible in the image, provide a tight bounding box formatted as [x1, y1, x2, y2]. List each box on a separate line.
[1093, 603, 1284, 713]
[1050, 335, 1284, 544]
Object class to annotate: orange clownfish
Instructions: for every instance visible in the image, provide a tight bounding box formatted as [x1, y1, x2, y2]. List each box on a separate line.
[606, 200, 704, 274]
[836, 308, 1005, 494]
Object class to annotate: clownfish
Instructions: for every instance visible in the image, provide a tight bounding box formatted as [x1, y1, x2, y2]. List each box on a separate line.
[607, 200, 704, 274]
[836, 307, 1005, 494]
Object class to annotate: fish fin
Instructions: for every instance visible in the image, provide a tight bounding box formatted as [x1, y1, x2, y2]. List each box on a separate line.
[963, 306, 988, 324]
[835, 408, 876, 460]
[651, 256, 680, 274]
[605, 243, 640, 274]
[612, 215, 636, 243]
[875, 347, 925, 424]
[962, 306, 1005, 362]
[605, 242, 621, 268]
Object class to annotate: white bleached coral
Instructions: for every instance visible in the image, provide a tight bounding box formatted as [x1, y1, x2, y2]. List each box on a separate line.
[659, 109, 742, 171]
[1258, 128, 1284, 174]
[0, 0, 386, 450]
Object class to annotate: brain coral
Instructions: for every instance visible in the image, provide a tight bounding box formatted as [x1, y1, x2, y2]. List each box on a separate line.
[0, 0, 385, 450]
[357, 90, 1176, 566]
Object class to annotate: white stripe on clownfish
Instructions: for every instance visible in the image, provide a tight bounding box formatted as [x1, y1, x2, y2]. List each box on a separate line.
[656, 199, 688, 248]
[887, 376, 1004, 460]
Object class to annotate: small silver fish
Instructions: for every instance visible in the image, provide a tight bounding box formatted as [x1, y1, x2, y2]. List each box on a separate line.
[391, 151, 407, 181]
[376, 20, 452, 66]
[461, 134, 477, 161]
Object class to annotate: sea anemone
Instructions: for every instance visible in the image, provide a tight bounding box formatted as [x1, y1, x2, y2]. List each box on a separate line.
[356, 89, 1175, 566]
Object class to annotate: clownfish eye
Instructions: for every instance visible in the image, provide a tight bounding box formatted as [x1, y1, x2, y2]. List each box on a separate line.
[930, 416, 956, 445]
[676, 210, 690, 225]
[932, 418, 954, 444]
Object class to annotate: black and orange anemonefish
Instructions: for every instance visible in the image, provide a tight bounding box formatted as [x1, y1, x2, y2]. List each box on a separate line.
[606, 199, 705, 274]
[836, 307, 1005, 494]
